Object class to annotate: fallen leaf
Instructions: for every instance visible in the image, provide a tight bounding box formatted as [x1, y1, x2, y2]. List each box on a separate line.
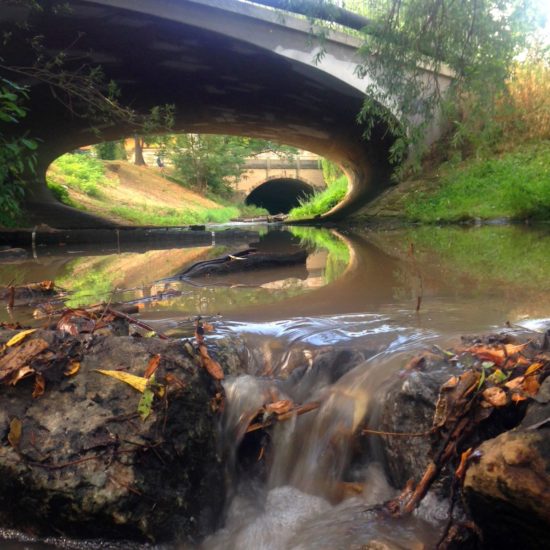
[504, 343, 528, 356]
[95, 369, 147, 393]
[441, 376, 459, 389]
[523, 376, 540, 396]
[202, 355, 224, 380]
[467, 345, 506, 366]
[7, 417, 22, 448]
[203, 322, 214, 332]
[32, 373, 45, 398]
[39, 280, 55, 291]
[6, 329, 37, 348]
[487, 368, 507, 384]
[57, 310, 95, 336]
[144, 354, 161, 379]
[265, 399, 294, 415]
[64, 360, 81, 376]
[482, 386, 507, 408]
[165, 373, 186, 390]
[511, 393, 527, 403]
[505, 376, 525, 391]
[9, 366, 35, 385]
[455, 447, 473, 480]
[137, 387, 155, 421]
[0, 338, 49, 383]
[525, 362, 543, 376]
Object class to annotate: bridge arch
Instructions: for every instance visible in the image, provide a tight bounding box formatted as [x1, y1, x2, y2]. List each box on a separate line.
[1, 0, 451, 227]
[245, 177, 315, 214]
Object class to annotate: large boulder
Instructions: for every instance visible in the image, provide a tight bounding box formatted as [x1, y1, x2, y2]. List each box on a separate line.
[463, 377, 550, 549]
[0, 329, 229, 543]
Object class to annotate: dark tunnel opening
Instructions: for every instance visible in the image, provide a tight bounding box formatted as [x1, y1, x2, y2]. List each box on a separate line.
[245, 178, 316, 214]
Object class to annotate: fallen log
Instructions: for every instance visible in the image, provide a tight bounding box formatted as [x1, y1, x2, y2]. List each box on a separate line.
[178, 248, 307, 279]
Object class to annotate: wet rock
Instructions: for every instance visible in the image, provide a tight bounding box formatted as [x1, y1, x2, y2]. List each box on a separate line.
[370, 355, 463, 488]
[463, 427, 550, 549]
[0, 330, 242, 543]
[462, 376, 550, 549]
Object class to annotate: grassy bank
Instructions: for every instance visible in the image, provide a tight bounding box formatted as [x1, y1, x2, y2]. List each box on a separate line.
[288, 175, 348, 220]
[46, 154, 262, 226]
[403, 142, 550, 223]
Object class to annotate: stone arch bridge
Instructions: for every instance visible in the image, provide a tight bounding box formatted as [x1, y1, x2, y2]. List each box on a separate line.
[1, 0, 452, 227]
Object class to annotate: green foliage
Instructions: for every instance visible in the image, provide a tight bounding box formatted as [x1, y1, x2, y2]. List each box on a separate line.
[93, 140, 127, 160]
[321, 158, 343, 185]
[288, 175, 348, 219]
[109, 204, 240, 226]
[404, 142, 550, 222]
[167, 134, 298, 196]
[46, 178, 75, 206]
[0, 78, 37, 227]
[289, 226, 350, 283]
[50, 153, 110, 198]
[237, 204, 271, 218]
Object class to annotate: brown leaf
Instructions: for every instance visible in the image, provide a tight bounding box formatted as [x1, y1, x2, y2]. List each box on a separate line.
[511, 393, 527, 403]
[503, 343, 528, 356]
[467, 345, 506, 366]
[32, 373, 46, 398]
[441, 376, 459, 390]
[523, 376, 540, 396]
[403, 355, 426, 371]
[165, 373, 186, 390]
[144, 354, 161, 379]
[482, 386, 508, 408]
[455, 447, 473, 480]
[9, 366, 35, 385]
[0, 338, 49, 384]
[505, 376, 525, 391]
[57, 309, 95, 336]
[39, 280, 55, 291]
[64, 360, 80, 376]
[197, 344, 224, 380]
[7, 417, 22, 448]
[265, 399, 294, 415]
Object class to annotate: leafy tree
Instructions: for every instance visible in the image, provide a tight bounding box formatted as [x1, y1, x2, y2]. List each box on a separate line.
[94, 140, 127, 161]
[257, 0, 541, 165]
[0, 78, 37, 226]
[168, 134, 298, 196]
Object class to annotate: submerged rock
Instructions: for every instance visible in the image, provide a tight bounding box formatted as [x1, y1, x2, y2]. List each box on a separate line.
[0, 330, 234, 543]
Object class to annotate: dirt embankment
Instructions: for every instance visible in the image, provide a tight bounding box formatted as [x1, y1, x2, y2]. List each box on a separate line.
[47, 162, 224, 225]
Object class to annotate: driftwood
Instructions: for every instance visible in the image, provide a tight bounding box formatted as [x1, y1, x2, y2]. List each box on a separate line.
[178, 248, 308, 279]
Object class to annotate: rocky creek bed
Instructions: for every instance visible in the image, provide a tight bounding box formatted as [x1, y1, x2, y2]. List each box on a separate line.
[0, 318, 548, 548]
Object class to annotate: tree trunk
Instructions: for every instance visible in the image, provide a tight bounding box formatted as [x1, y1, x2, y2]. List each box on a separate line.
[133, 134, 146, 166]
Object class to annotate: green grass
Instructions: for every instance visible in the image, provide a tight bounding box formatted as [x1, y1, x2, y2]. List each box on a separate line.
[405, 142, 550, 223]
[109, 204, 240, 226]
[289, 226, 350, 283]
[288, 175, 348, 220]
[49, 153, 111, 198]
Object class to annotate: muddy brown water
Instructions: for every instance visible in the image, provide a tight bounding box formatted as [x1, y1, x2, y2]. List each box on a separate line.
[1, 223, 550, 549]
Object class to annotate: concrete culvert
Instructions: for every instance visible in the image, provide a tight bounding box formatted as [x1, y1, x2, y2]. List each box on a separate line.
[245, 178, 315, 214]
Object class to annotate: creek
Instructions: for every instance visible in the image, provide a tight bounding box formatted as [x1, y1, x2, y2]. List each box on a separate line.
[1, 223, 550, 549]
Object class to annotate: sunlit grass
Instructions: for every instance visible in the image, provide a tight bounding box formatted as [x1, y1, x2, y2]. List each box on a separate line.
[287, 175, 348, 220]
[404, 142, 550, 223]
[109, 204, 240, 226]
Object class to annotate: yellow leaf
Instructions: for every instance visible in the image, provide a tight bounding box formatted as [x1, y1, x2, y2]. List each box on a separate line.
[6, 329, 37, 348]
[525, 362, 543, 376]
[64, 361, 81, 376]
[8, 417, 22, 448]
[95, 369, 147, 393]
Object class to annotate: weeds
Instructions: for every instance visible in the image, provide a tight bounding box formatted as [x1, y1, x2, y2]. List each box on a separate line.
[288, 175, 348, 220]
[405, 142, 550, 223]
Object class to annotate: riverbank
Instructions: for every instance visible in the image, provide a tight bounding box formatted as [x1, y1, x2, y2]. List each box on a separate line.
[46, 155, 264, 226]
[355, 141, 550, 225]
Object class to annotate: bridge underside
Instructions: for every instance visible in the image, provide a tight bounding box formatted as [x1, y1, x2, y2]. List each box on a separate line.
[246, 179, 314, 214]
[1, 0, 398, 228]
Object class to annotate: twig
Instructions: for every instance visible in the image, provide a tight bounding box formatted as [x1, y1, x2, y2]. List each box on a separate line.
[362, 427, 433, 437]
[106, 307, 169, 339]
[246, 401, 320, 433]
